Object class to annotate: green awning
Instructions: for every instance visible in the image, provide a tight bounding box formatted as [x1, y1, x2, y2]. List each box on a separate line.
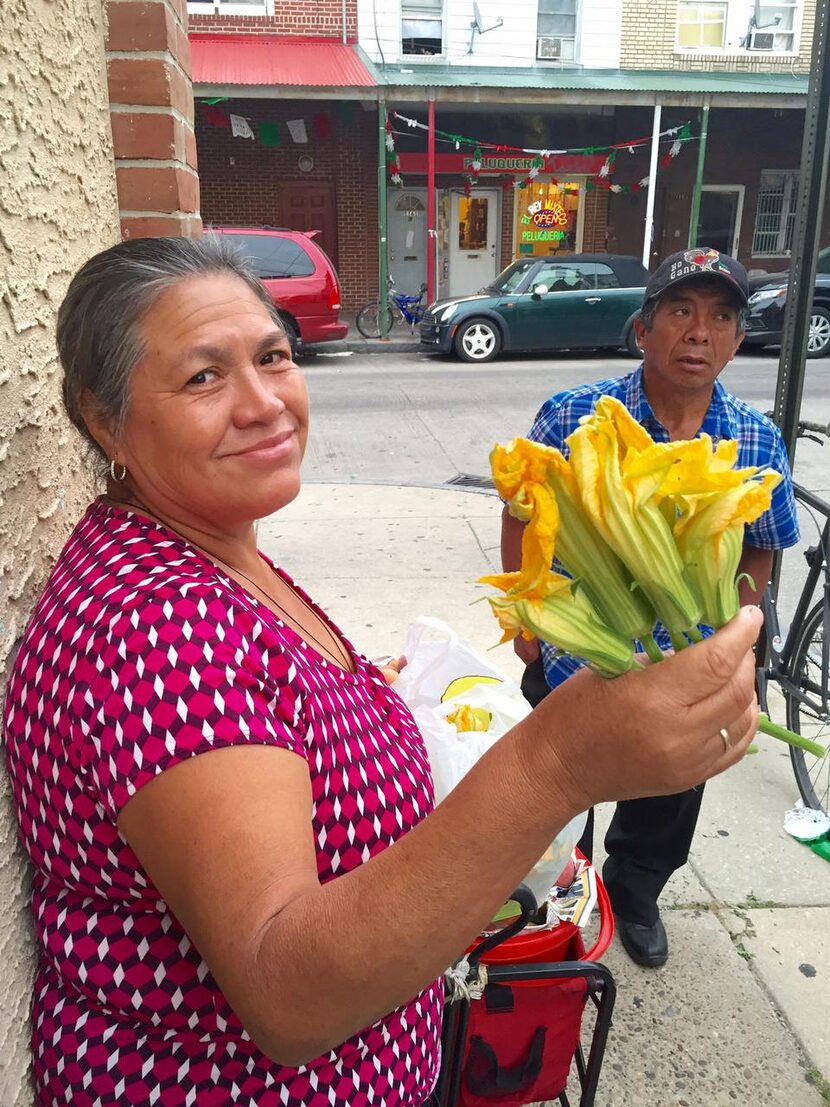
[357, 52, 808, 106]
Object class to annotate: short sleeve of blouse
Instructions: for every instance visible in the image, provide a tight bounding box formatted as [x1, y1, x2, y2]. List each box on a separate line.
[78, 585, 307, 818]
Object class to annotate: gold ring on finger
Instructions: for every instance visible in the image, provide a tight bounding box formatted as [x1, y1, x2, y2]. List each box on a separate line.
[719, 727, 732, 753]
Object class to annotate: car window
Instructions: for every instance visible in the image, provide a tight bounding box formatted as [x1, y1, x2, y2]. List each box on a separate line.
[533, 263, 596, 292]
[227, 233, 315, 278]
[817, 246, 830, 274]
[594, 263, 621, 289]
[491, 260, 537, 293]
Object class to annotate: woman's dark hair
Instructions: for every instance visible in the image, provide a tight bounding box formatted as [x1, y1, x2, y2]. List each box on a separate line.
[57, 235, 281, 463]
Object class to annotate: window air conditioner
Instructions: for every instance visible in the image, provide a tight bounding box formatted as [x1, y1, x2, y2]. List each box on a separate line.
[537, 35, 563, 59]
[749, 30, 775, 49]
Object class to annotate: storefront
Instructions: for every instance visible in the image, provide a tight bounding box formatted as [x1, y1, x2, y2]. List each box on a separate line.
[394, 152, 607, 298]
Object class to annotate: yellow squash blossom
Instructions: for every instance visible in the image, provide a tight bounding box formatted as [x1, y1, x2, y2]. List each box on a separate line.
[672, 469, 781, 626]
[485, 571, 641, 677]
[489, 439, 657, 644]
[567, 404, 703, 645]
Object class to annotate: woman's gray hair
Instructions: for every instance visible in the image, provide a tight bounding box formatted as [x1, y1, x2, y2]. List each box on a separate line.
[57, 235, 282, 463]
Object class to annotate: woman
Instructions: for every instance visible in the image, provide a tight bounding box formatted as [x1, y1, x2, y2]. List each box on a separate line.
[3, 236, 761, 1106]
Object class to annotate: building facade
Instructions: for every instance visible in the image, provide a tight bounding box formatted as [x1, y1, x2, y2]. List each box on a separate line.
[191, 0, 824, 309]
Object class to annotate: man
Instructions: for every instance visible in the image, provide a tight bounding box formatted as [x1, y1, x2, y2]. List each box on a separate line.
[500, 247, 800, 968]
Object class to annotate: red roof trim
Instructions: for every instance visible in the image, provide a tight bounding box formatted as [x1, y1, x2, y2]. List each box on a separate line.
[189, 34, 378, 88]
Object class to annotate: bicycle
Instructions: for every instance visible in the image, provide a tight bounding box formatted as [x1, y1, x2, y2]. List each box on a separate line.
[757, 417, 830, 815]
[355, 277, 429, 338]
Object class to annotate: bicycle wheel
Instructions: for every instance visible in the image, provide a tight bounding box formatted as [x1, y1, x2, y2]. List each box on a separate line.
[356, 302, 395, 339]
[786, 601, 830, 814]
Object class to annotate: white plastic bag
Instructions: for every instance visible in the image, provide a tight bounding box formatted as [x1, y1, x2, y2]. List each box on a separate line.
[393, 615, 525, 712]
[395, 616, 588, 904]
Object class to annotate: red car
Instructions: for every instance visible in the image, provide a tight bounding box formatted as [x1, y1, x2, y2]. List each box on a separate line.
[213, 226, 348, 353]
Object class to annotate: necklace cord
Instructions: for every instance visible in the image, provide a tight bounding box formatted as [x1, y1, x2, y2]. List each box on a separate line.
[106, 496, 354, 671]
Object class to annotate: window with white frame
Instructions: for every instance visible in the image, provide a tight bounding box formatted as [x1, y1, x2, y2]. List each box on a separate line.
[746, 1, 797, 51]
[187, 0, 271, 14]
[401, 0, 443, 55]
[676, 0, 800, 51]
[676, 1, 727, 47]
[752, 170, 799, 256]
[536, 0, 578, 60]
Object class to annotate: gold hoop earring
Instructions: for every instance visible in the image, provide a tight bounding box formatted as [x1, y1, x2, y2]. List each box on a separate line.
[109, 460, 128, 482]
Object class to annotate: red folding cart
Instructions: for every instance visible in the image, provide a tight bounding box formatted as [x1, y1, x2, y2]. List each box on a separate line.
[435, 858, 616, 1107]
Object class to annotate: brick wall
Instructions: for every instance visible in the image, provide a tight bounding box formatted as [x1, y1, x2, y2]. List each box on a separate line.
[189, 0, 356, 37]
[620, 0, 815, 71]
[108, 0, 201, 237]
[1, 0, 121, 1101]
[196, 99, 377, 307]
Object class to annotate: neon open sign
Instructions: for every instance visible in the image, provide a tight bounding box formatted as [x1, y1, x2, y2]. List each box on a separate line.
[531, 205, 568, 228]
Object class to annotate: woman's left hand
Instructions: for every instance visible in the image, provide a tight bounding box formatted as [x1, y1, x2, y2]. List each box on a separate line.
[378, 656, 407, 684]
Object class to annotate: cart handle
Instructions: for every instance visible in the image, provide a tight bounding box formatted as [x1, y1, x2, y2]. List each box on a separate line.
[468, 883, 538, 964]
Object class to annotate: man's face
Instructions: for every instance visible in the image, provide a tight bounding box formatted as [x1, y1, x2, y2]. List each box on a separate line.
[634, 281, 745, 395]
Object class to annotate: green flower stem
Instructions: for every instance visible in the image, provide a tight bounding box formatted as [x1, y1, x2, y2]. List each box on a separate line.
[687, 625, 704, 643]
[758, 713, 826, 758]
[642, 634, 665, 664]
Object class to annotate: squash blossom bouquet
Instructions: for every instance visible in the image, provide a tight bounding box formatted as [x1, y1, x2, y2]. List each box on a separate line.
[481, 396, 824, 758]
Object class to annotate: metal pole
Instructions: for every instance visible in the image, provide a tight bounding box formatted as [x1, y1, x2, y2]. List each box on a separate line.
[427, 99, 436, 304]
[378, 98, 390, 339]
[770, 0, 830, 596]
[687, 101, 710, 248]
[341, 0, 347, 44]
[641, 103, 662, 269]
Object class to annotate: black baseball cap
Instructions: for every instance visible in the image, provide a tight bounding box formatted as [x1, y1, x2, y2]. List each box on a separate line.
[644, 248, 749, 308]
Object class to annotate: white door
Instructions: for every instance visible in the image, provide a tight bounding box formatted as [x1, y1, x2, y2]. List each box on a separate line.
[387, 189, 427, 296]
[449, 190, 499, 296]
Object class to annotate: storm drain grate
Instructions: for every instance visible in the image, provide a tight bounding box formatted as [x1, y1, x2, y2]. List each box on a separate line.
[445, 473, 496, 492]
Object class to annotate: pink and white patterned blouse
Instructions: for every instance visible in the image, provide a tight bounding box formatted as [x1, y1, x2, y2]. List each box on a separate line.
[3, 500, 442, 1107]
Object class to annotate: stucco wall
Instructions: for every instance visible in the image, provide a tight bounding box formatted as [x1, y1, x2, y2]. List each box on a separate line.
[0, 0, 120, 1101]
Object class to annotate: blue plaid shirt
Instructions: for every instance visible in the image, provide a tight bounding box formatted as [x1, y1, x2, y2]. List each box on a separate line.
[527, 366, 800, 690]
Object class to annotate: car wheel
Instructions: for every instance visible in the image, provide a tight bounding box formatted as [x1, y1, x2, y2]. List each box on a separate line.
[454, 318, 501, 363]
[624, 325, 641, 358]
[806, 306, 830, 358]
[277, 315, 299, 357]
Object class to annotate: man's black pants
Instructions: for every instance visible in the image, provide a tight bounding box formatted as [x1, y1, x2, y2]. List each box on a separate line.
[520, 657, 704, 927]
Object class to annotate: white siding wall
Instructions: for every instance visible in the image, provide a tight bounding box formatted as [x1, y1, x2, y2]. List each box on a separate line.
[358, 0, 622, 68]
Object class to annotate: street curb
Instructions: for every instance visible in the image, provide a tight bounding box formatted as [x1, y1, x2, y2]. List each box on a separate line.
[303, 335, 422, 356]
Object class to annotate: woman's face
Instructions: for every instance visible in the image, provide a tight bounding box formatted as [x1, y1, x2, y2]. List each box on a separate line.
[102, 273, 309, 533]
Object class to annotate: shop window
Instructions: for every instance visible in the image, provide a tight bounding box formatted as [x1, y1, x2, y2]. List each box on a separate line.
[187, 0, 272, 14]
[458, 197, 489, 251]
[676, 1, 727, 47]
[536, 0, 578, 60]
[752, 170, 798, 256]
[514, 180, 580, 257]
[402, 0, 443, 55]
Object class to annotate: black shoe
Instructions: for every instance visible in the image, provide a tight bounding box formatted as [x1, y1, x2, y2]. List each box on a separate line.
[615, 915, 668, 968]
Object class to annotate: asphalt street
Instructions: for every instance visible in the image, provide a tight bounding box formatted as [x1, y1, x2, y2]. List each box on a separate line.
[299, 345, 830, 623]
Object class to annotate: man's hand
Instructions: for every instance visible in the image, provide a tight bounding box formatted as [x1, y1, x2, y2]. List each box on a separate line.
[513, 634, 541, 664]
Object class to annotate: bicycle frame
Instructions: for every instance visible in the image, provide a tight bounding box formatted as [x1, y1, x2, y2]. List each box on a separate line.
[758, 485, 830, 717]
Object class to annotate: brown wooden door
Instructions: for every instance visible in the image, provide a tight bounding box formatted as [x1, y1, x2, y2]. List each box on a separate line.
[279, 182, 338, 268]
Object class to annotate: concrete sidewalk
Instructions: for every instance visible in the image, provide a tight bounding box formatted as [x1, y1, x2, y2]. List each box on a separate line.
[259, 482, 830, 1107]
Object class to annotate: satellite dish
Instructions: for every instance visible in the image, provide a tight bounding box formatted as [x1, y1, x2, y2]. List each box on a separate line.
[471, 2, 504, 35]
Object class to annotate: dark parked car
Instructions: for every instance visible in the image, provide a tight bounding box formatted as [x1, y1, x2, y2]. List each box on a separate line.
[213, 226, 348, 353]
[419, 254, 649, 363]
[743, 246, 830, 359]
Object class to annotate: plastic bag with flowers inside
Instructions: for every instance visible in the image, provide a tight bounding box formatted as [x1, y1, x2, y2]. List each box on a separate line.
[393, 615, 587, 901]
